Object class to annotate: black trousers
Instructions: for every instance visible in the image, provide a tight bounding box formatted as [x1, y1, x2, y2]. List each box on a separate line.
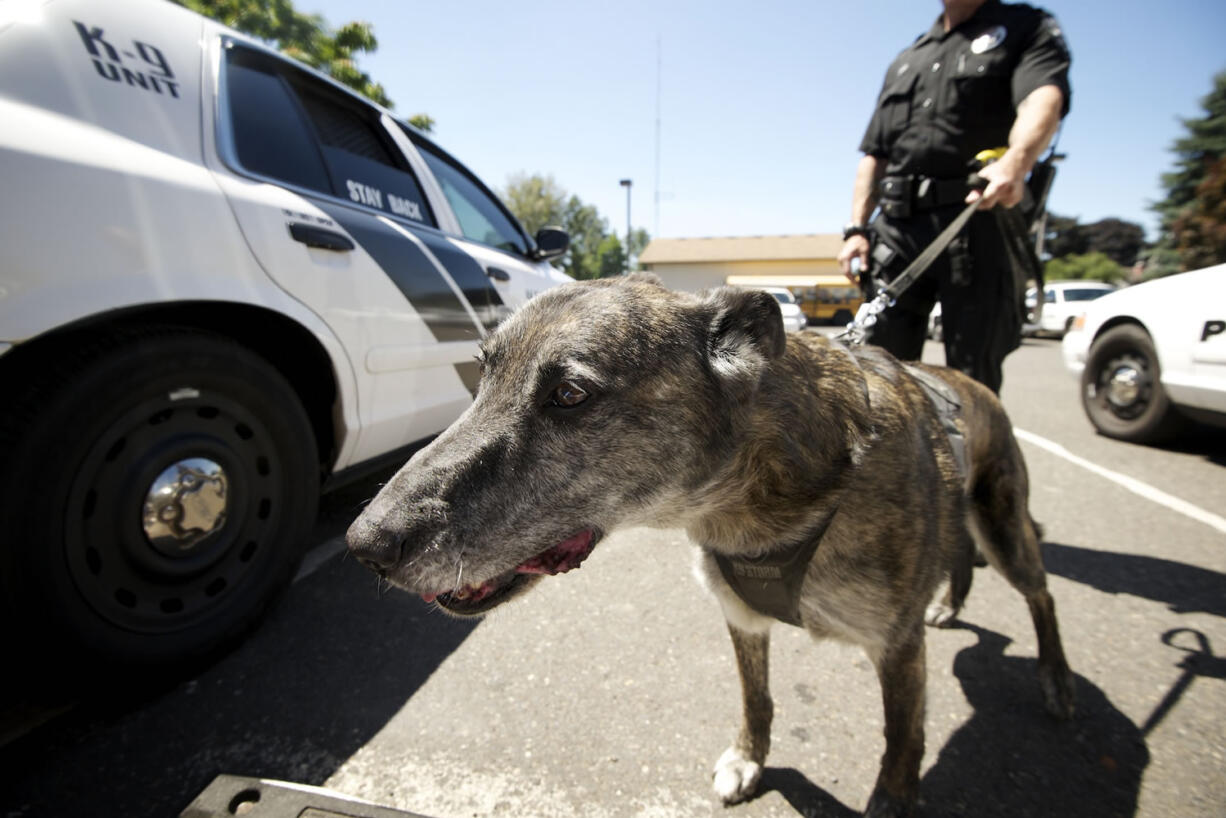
[865, 206, 1024, 395]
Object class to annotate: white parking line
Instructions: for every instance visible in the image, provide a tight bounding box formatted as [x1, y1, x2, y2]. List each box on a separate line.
[1015, 428, 1226, 536]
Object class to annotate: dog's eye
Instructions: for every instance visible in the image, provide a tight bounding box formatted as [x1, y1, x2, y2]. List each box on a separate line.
[551, 381, 589, 408]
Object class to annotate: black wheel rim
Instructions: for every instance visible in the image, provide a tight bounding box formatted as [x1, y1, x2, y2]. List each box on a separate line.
[63, 391, 284, 635]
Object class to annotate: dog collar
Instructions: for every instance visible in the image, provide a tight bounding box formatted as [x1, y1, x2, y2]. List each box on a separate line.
[712, 512, 837, 627]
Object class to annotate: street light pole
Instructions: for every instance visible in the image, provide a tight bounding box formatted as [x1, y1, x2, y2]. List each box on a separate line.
[619, 178, 632, 274]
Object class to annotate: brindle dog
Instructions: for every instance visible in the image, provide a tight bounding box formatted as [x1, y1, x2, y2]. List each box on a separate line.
[347, 273, 1075, 817]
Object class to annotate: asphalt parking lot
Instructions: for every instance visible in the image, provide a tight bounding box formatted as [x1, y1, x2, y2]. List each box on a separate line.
[2, 335, 1224, 818]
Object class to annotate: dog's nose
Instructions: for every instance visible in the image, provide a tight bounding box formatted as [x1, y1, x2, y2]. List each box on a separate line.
[346, 497, 450, 573]
[346, 515, 403, 573]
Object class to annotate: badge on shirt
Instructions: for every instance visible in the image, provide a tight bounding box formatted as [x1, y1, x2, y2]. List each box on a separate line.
[970, 25, 1007, 54]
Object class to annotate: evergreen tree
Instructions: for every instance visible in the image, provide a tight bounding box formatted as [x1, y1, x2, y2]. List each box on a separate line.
[1151, 69, 1226, 271]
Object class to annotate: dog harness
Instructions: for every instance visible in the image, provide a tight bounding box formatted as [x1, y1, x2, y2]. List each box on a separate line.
[713, 513, 836, 627]
[713, 362, 967, 628]
[902, 363, 968, 479]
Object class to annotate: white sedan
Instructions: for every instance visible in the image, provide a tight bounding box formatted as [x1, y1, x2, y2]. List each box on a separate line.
[761, 287, 809, 333]
[1062, 265, 1226, 443]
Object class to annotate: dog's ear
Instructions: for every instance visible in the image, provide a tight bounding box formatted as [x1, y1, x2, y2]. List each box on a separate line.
[702, 287, 786, 397]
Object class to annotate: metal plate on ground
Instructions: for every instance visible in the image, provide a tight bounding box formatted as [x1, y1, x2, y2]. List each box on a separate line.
[180, 774, 434, 818]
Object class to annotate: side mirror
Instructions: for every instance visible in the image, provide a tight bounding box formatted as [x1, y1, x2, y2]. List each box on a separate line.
[533, 226, 569, 261]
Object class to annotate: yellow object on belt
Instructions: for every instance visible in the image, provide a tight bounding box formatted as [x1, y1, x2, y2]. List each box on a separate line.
[975, 147, 1009, 164]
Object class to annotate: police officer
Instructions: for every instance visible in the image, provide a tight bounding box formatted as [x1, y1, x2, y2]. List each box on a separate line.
[837, 0, 1071, 393]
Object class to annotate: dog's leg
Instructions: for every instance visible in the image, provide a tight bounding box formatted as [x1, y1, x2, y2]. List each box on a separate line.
[924, 527, 975, 628]
[865, 629, 926, 818]
[712, 623, 772, 804]
[971, 474, 1076, 719]
[1025, 584, 1075, 719]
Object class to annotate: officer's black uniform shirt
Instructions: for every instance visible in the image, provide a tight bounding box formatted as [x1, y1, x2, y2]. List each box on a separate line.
[859, 0, 1071, 181]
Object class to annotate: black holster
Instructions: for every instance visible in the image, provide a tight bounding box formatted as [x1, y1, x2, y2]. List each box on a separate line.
[862, 230, 904, 299]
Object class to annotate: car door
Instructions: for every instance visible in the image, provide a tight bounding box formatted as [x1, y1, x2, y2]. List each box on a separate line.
[404, 131, 571, 307]
[206, 39, 499, 468]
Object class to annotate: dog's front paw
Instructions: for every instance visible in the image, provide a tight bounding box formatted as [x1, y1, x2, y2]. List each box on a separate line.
[712, 746, 762, 805]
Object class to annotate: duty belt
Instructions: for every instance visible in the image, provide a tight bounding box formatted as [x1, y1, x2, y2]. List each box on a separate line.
[879, 175, 972, 219]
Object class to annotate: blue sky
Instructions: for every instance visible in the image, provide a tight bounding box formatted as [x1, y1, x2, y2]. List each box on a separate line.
[310, 0, 1225, 243]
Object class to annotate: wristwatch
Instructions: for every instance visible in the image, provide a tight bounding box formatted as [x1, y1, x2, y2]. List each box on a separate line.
[842, 222, 870, 241]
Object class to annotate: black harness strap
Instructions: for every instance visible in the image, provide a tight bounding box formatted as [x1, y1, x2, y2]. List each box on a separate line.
[713, 512, 836, 627]
[902, 364, 968, 479]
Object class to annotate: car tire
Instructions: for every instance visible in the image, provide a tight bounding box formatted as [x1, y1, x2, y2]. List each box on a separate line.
[0, 328, 319, 675]
[1080, 323, 1183, 444]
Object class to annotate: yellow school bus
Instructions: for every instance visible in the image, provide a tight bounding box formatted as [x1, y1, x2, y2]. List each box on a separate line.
[725, 274, 864, 325]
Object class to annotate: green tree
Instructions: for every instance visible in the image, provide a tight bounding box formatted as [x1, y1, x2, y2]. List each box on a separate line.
[501, 173, 650, 280]
[174, 0, 434, 131]
[1151, 69, 1226, 270]
[1171, 155, 1226, 270]
[562, 196, 612, 279]
[628, 227, 652, 266]
[501, 173, 567, 236]
[596, 235, 626, 278]
[1045, 214, 1145, 267]
[1044, 213, 1085, 258]
[1044, 251, 1127, 283]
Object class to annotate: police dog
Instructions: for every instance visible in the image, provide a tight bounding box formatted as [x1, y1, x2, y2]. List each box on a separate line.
[347, 273, 1074, 817]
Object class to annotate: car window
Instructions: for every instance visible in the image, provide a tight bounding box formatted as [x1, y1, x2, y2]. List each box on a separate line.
[224, 45, 435, 227]
[224, 48, 331, 194]
[1044, 288, 1057, 304]
[409, 135, 529, 255]
[768, 290, 796, 305]
[1062, 288, 1111, 302]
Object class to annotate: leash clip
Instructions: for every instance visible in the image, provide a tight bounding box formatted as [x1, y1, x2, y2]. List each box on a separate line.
[836, 292, 893, 346]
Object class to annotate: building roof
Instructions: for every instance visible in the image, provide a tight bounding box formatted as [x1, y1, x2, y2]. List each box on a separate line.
[639, 234, 843, 264]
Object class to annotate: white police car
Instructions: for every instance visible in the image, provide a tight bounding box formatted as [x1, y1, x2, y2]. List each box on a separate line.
[0, 0, 570, 668]
[1062, 266, 1226, 443]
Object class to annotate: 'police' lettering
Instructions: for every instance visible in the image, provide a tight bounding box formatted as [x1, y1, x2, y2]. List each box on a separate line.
[346, 180, 383, 209]
[1203, 320, 1226, 342]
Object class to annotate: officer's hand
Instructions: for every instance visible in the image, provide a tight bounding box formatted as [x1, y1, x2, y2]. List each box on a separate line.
[967, 155, 1026, 210]
[838, 235, 871, 282]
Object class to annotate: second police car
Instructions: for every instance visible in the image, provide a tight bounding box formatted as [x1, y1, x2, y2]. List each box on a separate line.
[0, 0, 571, 668]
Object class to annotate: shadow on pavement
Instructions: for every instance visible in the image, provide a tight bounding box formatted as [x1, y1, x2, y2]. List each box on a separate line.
[1160, 422, 1226, 467]
[0, 553, 477, 817]
[920, 622, 1147, 817]
[751, 622, 1147, 818]
[1042, 541, 1226, 618]
[758, 767, 860, 817]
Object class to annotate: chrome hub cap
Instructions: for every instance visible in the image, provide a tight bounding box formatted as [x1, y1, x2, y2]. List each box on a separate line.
[1106, 364, 1141, 409]
[143, 458, 229, 554]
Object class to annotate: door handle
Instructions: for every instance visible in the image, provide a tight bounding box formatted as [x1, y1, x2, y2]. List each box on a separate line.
[289, 223, 355, 252]
[485, 266, 510, 282]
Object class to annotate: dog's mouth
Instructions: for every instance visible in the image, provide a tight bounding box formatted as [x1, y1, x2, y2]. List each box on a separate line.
[423, 529, 600, 616]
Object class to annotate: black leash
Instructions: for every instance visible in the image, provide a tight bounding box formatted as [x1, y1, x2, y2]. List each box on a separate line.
[838, 176, 986, 345]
